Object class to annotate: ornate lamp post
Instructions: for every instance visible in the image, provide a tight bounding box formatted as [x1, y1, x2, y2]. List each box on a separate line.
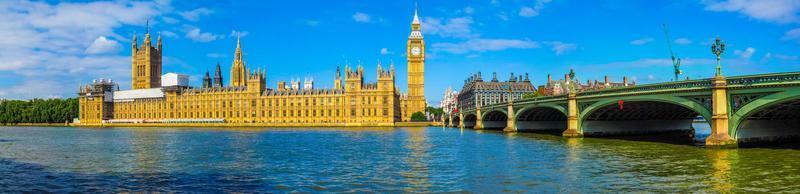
[711, 36, 726, 77]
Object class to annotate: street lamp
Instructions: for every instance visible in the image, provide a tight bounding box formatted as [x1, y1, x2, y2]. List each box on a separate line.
[711, 36, 726, 77]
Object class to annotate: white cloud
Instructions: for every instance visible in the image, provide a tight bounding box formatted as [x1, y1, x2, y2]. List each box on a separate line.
[352, 12, 371, 23]
[630, 37, 654, 45]
[674, 38, 692, 45]
[497, 12, 510, 21]
[519, 0, 552, 18]
[734, 47, 756, 59]
[421, 16, 477, 38]
[179, 8, 213, 22]
[229, 30, 249, 38]
[519, 7, 537, 17]
[432, 39, 540, 54]
[162, 16, 179, 24]
[702, 0, 800, 23]
[380, 48, 392, 55]
[160, 30, 178, 38]
[85, 36, 121, 54]
[0, 0, 169, 98]
[647, 74, 655, 80]
[463, 7, 475, 14]
[545, 41, 577, 55]
[783, 28, 800, 41]
[0, 80, 70, 100]
[185, 27, 221, 42]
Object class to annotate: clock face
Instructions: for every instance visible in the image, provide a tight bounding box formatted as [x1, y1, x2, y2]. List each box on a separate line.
[411, 47, 421, 56]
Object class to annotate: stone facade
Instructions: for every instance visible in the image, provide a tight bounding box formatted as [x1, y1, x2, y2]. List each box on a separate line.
[457, 72, 536, 111]
[402, 9, 427, 122]
[78, 10, 424, 126]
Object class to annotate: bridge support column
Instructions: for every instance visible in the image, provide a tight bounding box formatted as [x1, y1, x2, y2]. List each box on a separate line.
[706, 76, 737, 148]
[503, 102, 516, 132]
[474, 108, 483, 130]
[563, 93, 582, 137]
[447, 115, 453, 127]
[459, 111, 464, 128]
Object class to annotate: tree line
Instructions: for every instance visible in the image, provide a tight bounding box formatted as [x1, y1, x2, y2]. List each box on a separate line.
[0, 98, 78, 124]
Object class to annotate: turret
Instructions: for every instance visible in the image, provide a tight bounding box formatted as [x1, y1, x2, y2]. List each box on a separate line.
[334, 65, 343, 90]
[157, 32, 162, 51]
[213, 62, 223, 87]
[203, 70, 212, 88]
[230, 34, 247, 87]
[132, 33, 138, 54]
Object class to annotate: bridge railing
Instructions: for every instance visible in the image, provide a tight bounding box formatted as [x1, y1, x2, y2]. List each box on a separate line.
[726, 72, 800, 86]
[576, 78, 713, 96]
[460, 72, 800, 113]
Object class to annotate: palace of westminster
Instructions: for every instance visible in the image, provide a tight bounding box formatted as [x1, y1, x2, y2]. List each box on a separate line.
[78, 11, 427, 126]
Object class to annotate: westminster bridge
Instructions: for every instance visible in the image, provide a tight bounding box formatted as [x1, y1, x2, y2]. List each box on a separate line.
[446, 72, 800, 147]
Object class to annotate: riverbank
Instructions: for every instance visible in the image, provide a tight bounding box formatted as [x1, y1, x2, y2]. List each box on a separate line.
[1, 123, 70, 127]
[68, 121, 440, 128]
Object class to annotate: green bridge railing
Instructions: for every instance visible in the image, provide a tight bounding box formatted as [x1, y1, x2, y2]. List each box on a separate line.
[459, 72, 800, 114]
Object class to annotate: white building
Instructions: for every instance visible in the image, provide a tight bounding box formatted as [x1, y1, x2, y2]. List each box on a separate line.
[161, 73, 189, 87]
[440, 86, 459, 116]
[303, 77, 314, 90]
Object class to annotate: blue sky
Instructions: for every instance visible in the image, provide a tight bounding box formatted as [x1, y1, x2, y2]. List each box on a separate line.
[1, 0, 800, 106]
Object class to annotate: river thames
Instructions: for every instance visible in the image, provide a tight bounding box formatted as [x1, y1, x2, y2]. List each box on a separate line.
[1, 126, 800, 193]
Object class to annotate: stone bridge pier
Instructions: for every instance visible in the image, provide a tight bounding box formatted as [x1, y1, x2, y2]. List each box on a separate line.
[705, 76, 735, 146]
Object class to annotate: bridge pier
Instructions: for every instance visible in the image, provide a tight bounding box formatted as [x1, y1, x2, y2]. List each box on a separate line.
[447, 115, 452, 127]
[706, 76, 737, 148]
[474, 108, 483, 130]
[563, 93, 582, 137]
[503, 102, 517, 132]
[459, 111, 464, 129]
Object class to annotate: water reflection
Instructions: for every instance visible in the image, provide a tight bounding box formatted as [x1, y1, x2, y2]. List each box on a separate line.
[706, 149, 737, 193]
[1, 127, 800, 193]
[130, 129, 166, 174]
[401, 127, 431, 192]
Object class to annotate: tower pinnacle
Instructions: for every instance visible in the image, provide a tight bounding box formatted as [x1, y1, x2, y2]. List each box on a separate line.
[413, 7, 420, 24]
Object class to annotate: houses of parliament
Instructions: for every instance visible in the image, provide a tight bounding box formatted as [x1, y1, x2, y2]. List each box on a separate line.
[78, 10, 427, 126]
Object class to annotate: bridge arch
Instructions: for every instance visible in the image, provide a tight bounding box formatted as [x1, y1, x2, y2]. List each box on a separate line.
[463, 114, 478, 128]
[480, 110, 509, 130]
[514, 104, 568, 132]
[451, 116, 461, 127]
[579, 96, 712, 137]
[730, 89, 800, 143]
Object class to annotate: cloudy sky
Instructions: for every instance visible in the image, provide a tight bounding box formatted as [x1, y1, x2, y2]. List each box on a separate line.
[1, 0, 799, 106]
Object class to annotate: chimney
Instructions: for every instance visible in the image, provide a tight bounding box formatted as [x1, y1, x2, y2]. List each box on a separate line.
[623, 76, 628, 86]
[547, 74, 552, 83]
[604, 75, 609, 84]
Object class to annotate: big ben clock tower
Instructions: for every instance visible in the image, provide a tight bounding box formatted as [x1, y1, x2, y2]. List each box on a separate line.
[405, 8, 427, 121]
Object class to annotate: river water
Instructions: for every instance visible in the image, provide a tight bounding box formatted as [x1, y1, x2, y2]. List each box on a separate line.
[1, 126, 799, 193]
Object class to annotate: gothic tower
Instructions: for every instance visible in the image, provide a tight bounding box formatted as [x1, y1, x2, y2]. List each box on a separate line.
[131, 21, 163, 89]
[334, 66, 343, 90]
[406, 8, 427, 117]
[202, 70, 212, 88]
[231, 35, 247, 87]
[213, 62, 223, 87]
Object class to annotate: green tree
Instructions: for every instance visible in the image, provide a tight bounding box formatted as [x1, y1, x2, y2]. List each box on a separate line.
[0, 98, 79, 124]
[410, 111, 427, 122]
[522, 90, 541, 99]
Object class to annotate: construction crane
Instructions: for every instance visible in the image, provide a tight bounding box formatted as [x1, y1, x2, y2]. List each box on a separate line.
[663, 24, 682, 81]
